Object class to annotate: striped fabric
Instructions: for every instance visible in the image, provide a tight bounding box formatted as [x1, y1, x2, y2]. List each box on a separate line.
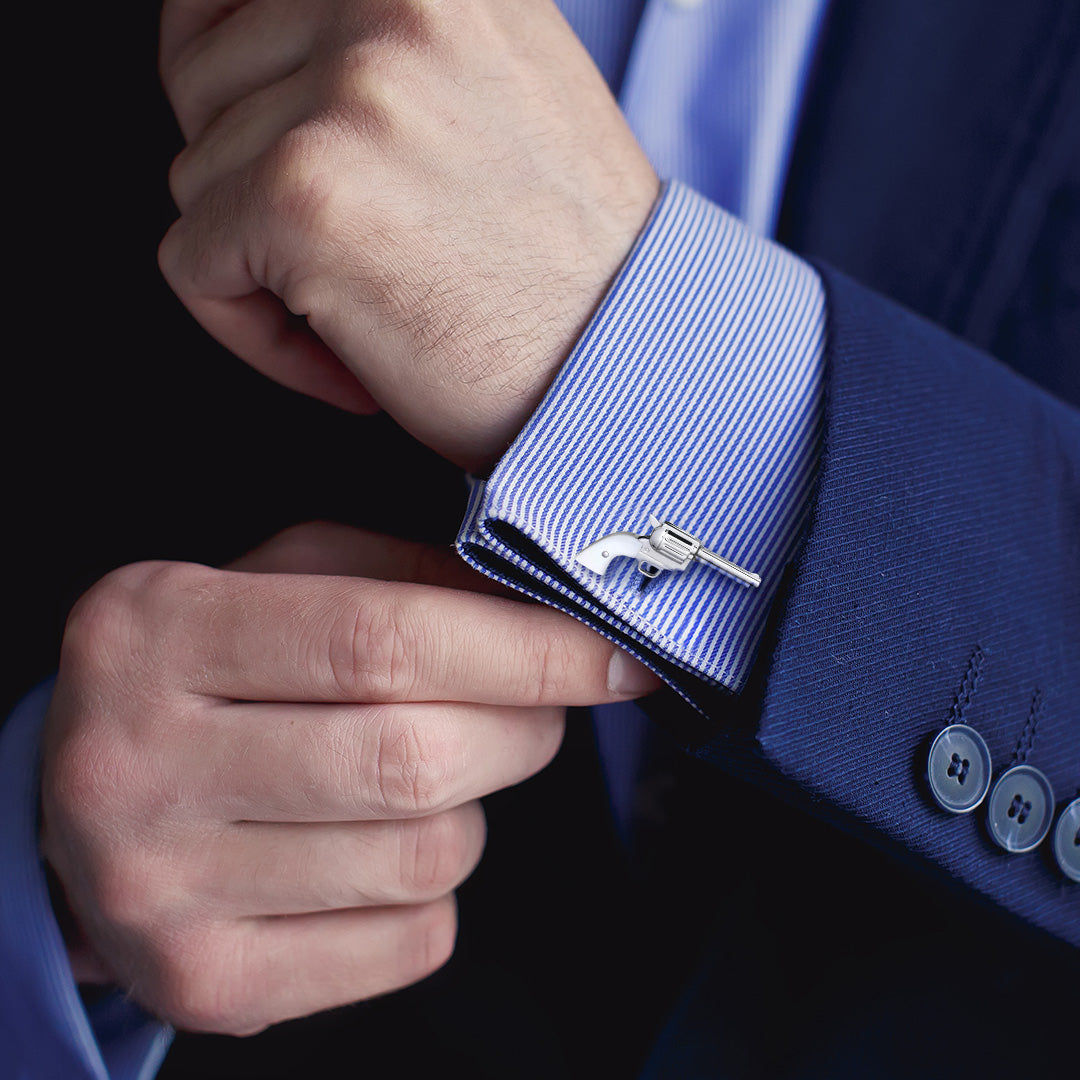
[619, 0, 830, 238]
[457, 1, 830, 702]
[457, 180, 825, 695]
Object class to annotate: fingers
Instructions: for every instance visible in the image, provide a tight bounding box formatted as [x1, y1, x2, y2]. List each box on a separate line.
[82, 559, 659, 707]
[162, 0, 317, 142]
[168, 69, 314, 212]
[203, 802, 486, 915]
[159, 0, 235, 77]
[227, 521, 513, 596]
[158, 1, 393, 421]
[47, 525, 657, 1033]
[147, 897, 458, 1035]
[158, 154, 384, 417]
[156, 230, 380, 416]
[185, 700, 565, 822]
[155, 564, 659, 705]
[240, 899, 458, 1031]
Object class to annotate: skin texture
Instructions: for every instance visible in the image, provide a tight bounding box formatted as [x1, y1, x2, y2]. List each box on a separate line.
[157, 0, 660, 470]
[41, 523, 660, 1034]
[39, 0, 665, 1036]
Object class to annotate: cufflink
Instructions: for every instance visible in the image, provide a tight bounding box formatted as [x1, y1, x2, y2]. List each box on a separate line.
[575, 515, 761, 587]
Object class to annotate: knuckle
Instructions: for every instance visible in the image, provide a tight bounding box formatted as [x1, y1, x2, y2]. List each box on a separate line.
[166, 147, 197, 211]
[370, 708, 455, 815]
[61, 566, 146, 675]
[47, 560, 218, 817]
[158, 4, 206, 108]
[398, 898, 458, 987]
[321, 47, 398, 139]
[42, 727, 136, 841]
[158, 189, 240, 299]
[71, 561, 214, 677]
[522, 627, 581, 705]
[252, 126, 351, 316]
[161, 46, 222, 145]
[400, 809, 476, 897]
[155, 930, 256, 1035]
[156, 42, 184, 110]
[78, 559, 209, 620]
[156, 220, 185, 290]
[326, 593, 414, 700]
[131, 559, 215, 609]
[258, 123, 340, 238]
[319, 0, 439, 108]
[92, 853, 163, 933]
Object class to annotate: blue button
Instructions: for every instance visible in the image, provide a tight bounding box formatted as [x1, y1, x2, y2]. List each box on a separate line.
[927, 724, 992, 813]
[986, 765, 1055, 853]
[1052, 798, 1080, 882]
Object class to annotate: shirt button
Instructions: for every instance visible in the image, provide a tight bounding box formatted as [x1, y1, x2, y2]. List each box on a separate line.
[926, 724, 993, 813]
[1052, 797, 1080, 882]
[986, 764, 1055, 853]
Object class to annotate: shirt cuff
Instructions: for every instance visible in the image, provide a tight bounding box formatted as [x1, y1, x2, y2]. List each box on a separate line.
[457, 181, 825, 703]
[0, 681, 172, 1080]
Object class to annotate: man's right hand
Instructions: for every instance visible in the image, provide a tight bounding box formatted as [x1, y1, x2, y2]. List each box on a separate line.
[157, 0, 660, 472]
[40, 523, 659, 1035]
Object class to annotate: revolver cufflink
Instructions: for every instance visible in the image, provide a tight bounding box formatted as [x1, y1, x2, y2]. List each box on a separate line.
[575, 515, 761, 588]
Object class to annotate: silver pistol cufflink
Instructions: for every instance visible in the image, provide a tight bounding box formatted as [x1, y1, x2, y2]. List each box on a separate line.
[575, 515, 761, 588]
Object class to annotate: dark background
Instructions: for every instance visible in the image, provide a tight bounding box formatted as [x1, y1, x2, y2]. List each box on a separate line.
[6, 4, 466, 722]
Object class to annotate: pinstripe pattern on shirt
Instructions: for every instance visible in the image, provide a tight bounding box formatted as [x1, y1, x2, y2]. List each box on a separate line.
[457, 180, 825, 693]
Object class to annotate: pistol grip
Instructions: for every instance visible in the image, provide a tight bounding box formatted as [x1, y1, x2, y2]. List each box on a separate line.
[575, 532, 642, 575]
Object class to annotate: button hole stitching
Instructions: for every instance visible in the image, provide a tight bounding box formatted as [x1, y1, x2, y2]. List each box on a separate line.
[1012, 688, 1041, 765]
[947, 644, 984, 726]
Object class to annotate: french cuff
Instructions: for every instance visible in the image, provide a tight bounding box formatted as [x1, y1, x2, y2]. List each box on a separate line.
[457, 181, 825, 704]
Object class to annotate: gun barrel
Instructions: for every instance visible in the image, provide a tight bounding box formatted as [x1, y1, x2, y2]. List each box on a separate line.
[697, 547, 761, 588]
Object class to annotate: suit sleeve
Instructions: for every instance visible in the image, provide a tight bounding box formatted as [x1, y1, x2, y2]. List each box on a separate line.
[744, 262, 1079, 944]
[456, 182, 1080, 947]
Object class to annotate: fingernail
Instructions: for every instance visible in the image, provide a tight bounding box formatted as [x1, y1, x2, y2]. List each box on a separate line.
[608, 650, 661, 697]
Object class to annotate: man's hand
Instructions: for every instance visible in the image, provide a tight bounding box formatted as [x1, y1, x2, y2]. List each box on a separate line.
[157, 0, 659, 471]
[40, 523, 659, 1035]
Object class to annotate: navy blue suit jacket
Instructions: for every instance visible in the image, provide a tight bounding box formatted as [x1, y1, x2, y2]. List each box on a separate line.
[769, 0, 1079, 941]
[630, 2, 1080, 1075]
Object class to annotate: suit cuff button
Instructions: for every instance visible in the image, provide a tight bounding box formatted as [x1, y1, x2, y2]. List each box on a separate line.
[986, 765, 1055, 853]
[927, 724, 992, 813]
